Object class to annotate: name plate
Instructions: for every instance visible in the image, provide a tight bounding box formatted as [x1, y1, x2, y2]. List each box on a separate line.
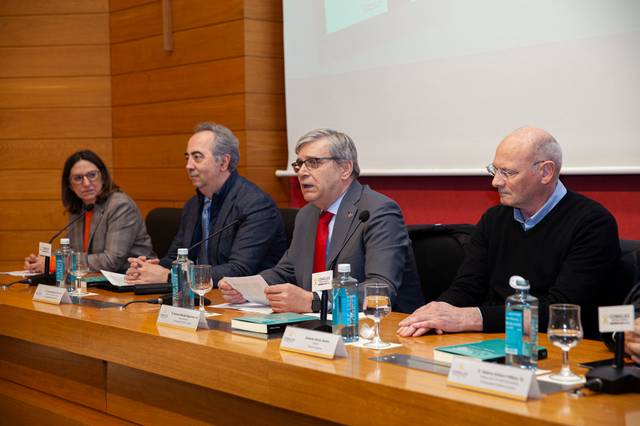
[280, 326, 347, 359]
[447, 358, 540, 401]
[32, 284, 71, 305]
[156, 305, 211, 331]
[311, 270, 333, 292]
[38, 242, 52, 257]
[599, 305, 635, 332]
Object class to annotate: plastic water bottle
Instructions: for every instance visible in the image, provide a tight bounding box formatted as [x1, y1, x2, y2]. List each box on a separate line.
[332, 264, 359, 342]
[54, 238, 73, 291]
[171, 248, 194, 309]
[505, 275, 539, 369]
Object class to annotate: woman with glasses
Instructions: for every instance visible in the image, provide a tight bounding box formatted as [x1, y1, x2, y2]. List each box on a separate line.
[24, 150, 155, 273]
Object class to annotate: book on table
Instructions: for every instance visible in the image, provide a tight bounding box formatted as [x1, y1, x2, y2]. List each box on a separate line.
[433, 338, 547, 364]
[231, 312, 317, 334]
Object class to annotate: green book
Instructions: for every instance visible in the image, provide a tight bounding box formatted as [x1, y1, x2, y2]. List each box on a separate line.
[433, 338, 547, 364]
[231, 312, 317, 334]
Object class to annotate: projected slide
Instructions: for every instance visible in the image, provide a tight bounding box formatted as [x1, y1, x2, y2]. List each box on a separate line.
[283, 0, 640, 175]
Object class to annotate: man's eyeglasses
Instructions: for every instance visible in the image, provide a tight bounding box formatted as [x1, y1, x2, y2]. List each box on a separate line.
[291, 157, 338, 173]
[486, 161, 546, 180]
[70, 170, 101, 184]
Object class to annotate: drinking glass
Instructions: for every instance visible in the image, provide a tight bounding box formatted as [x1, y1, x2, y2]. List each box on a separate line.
[547, 304, 583, 382]
[70, 252, 89, 296]
[189, 264, 213, 312]
[363, 283, 391, 349]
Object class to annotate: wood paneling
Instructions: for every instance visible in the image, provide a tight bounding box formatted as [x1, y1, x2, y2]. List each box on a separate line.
[245, 57, 284, 94]
[0, 379, 133, 426]
[0, 0, 108, 16]
[0, 14, 109, 47]
[0, 170, 60, 200]
[0, 77, 110, 108]
[0, 230, 54, 259]
[116, 168, 194, 201]
[110, 0, 244, 43]
[112, 133, 192, 168]
[245, 20, 283, 57]
[245, 131, 287, 166]
[0, 201, 66, 230]
[245, 93, 286, 130]
[110, 0, 156, 13]
[0, 336, 106, 410]
[111, 20, 244, 75]
[0, 45, 110, 78]
[0, 138, 112, 169]
[0, 108, 111, 139]
[245, 0, 283, 21]
[112, 96, 244, 137]
[107, 363, 333, 426]
[112, 59, 244, 106]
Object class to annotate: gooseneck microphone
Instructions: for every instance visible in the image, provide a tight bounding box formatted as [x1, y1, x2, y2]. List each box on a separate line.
[121, 294, 172, 309]
[24, 204, 95, 285]
[188, 214, 247, 256]
[320, 210, 371, 322]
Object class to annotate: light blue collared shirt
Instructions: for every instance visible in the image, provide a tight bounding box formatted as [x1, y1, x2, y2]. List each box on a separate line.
[514, 180, 567, 231]
[324, 190, 347, 256]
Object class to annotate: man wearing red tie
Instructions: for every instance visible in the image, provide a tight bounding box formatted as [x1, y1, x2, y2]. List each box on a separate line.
[219, 128, 424, 313]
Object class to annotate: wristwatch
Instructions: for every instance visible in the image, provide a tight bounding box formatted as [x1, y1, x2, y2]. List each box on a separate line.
[311, 293, 321, 313]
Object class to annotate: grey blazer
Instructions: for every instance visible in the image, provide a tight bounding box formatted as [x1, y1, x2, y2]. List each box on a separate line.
[260, 180, 424, 313]
[67, 191, 155, 273]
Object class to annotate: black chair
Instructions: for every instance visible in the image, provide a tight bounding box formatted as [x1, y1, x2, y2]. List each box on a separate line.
[408, 224, 475, 303]
[145, 208, 183, 258]
[279, 208, 299, 246]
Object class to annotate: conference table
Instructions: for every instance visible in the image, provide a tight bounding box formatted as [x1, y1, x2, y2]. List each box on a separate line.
[0, 279, 637, 425]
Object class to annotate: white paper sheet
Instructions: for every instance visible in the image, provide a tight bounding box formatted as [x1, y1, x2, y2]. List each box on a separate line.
[100, 270, 134, 287]
[222, 275, 269, 305]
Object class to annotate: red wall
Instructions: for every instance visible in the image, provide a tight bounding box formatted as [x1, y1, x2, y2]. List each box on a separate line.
[288, 175, 640, 239]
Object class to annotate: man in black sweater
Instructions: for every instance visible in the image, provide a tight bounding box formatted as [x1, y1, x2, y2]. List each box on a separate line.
[398, 126, 620, 339]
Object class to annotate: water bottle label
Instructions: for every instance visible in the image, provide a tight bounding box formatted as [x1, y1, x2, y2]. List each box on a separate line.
[55, 255, 64, 283]
[505, 310, 523, 355]
[171, 266, 180, 295]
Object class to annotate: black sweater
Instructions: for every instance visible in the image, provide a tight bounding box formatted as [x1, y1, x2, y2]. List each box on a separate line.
[438, 190, 620, 339]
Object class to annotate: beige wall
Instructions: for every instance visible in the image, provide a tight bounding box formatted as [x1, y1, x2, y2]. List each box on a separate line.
[0, 1, 112, 270]
[0, 0, 288, 269]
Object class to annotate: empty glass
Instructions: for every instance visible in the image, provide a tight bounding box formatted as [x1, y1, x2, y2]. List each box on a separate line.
[547, 304, 584, 382]
[189, 264, 213, 312]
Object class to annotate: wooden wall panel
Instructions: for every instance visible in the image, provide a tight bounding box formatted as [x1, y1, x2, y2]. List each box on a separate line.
[110, 0, 244, 43]
[0, 77, 110, 108]
[0, 108, 111, 139]
[245, 0, 283, 21]
[112, 96, 245, 137]
[0, 0, 108, 16]
[110, 0, 155, 13]
[0, 139, 112, 169]
[0, 14, 109, 46]
[0, 201, 67, 230]
[116, 169, 194, 201]
[245, 131, 287, 167]
[0, 1, 111, 267]
[0, 45, 110, 78]
[245, 94, 286, 130]
[111, 59, 245, 106]
[245, 20, 283, 57]
[111, 21, 244, 75]
[245, 57, 284, 94]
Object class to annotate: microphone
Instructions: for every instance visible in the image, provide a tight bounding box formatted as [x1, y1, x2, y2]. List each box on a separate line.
[320, 210, 371, 323]
[121, 294, 172, 309]
[188, 214, 247, 255]
[24, 204, 95, 285]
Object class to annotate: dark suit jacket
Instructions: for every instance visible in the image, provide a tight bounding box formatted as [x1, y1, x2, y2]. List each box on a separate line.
[260, 180, 424, 313]
[160, 175, 288, 286]
[67, 191, 155, 273]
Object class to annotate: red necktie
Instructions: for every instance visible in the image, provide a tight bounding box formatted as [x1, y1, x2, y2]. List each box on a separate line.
[313, 211, 334, 273]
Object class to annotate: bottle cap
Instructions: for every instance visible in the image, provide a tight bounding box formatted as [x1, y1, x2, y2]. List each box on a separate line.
[177, 248, 189, 255]
[60, 238, 70, 245]
[509, 275, 530, 290]
[337, 263, 351, 273]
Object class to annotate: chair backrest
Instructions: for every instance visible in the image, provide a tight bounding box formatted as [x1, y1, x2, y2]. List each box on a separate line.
[408, 224, 475, 303]
[145, 208, 183, 258]
[279, 208, 299, 246]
